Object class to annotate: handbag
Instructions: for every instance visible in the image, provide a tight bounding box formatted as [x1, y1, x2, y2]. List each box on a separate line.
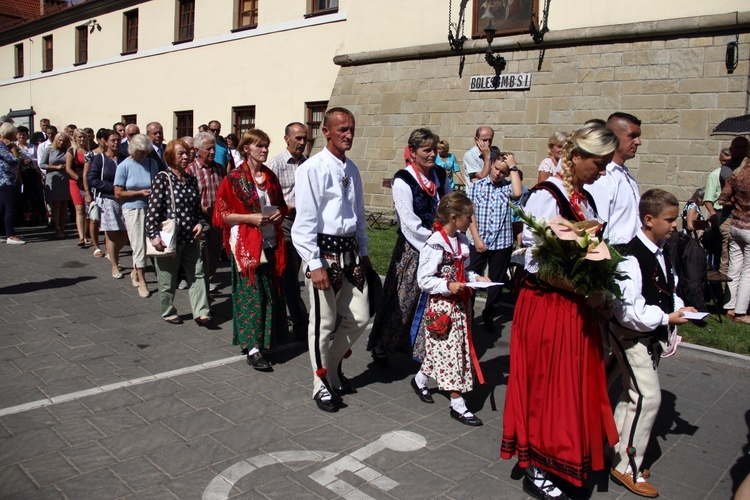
[423, 296, 453, 336]
[146, 172, 177, 258]
[86, 153, 106, 222]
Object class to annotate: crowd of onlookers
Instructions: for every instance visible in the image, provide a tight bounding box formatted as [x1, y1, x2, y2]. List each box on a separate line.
[3, 108, 750, 499]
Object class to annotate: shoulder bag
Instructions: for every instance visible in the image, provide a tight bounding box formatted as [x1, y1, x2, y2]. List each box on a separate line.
[86, 153, 106, 222]
[146, 172, 177, 257]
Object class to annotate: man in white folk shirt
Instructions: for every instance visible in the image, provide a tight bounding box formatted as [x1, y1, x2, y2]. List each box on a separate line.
[292, 107, 372, 413]
[586, 112, 643, 246]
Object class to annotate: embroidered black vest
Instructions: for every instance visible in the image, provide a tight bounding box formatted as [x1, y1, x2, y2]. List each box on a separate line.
[393, 167, 448, 230]
[623, 236, 675, 342]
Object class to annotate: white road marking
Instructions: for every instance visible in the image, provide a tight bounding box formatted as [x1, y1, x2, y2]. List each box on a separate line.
[202, 431, 427, 500]
[0, 354, 245, 417]
[309, 431, 425, 499]
[0, 324, 374, 418]
[203, 450, 338, 500]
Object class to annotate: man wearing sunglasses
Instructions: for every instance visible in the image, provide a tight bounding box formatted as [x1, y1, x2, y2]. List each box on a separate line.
[118, 123, 140, 162]
[207, 120, 235, 173]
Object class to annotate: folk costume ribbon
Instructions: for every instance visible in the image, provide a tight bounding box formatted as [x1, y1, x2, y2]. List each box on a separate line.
[435, 222, 485, 385]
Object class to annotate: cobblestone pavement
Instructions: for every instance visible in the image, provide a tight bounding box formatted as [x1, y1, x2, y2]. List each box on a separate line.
[1, 225, 748, 499]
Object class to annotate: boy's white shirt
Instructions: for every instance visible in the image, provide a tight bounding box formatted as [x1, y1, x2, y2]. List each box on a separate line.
[611, 229, 684, 353]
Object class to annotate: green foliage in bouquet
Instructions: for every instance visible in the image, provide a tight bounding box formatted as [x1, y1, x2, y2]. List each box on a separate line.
[512, 205, 626, 299]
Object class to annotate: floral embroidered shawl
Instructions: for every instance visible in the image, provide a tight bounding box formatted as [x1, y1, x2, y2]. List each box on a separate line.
[213, 163, 287, 283]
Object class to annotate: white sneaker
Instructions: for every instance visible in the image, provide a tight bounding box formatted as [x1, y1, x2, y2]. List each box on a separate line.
[6, 237, 26, 245]
[178, 280, 188, 290]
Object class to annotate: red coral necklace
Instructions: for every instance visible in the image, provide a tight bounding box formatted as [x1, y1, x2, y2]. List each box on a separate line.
[410, 164, 437, 197]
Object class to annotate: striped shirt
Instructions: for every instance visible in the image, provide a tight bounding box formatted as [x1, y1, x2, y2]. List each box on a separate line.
[186, 159, 225, 210]
[268, 148, 306, 209]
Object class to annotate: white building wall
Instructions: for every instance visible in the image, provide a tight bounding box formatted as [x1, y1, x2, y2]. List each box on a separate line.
[1, 0, 749, 154]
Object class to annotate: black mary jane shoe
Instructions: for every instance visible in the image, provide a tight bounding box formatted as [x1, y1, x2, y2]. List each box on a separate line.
[450, 408, 483, 426]
[314, 389, 340, 413]
[247, 351, 272, 371]
[410, 378, 434, 404]
[522, 475, 569, 500]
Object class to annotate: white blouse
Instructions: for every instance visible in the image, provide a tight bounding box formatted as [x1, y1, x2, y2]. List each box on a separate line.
[417, 230, 477, 296]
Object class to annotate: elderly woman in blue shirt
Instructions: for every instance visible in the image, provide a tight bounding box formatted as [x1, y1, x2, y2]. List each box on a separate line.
[0, 122, 24, 245]
[114, 134, 159, 298]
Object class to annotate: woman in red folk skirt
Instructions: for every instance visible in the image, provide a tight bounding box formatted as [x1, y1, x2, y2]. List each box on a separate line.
[501, 123, 620, 500]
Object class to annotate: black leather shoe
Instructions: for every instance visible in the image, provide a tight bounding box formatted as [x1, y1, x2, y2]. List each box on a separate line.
[247, 351, 272, 371]
[411, 378, 434, 404]
[482, 313, 495, 332]
[450, 408, 483, 426]
[333, 375, 357, 396]
[314, 389, 339, 413]
[371, 350, 388, 367]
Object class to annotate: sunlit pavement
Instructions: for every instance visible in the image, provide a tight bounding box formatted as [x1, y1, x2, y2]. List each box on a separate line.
[0, 224, 748, 499]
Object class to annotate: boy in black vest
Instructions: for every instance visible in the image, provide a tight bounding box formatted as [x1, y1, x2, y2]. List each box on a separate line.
[609, 189, 696, 498]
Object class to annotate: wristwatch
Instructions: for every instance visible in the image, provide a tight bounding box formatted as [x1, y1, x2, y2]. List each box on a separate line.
[509, 166, 519, 172]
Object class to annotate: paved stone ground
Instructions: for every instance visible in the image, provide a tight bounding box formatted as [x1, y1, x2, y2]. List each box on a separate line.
[0, 224, 748, 499]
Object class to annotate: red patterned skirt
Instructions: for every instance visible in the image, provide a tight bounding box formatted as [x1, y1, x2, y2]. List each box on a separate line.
[500, 280, 618, 487]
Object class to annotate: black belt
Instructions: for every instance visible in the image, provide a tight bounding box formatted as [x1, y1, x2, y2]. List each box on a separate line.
[317, 233, 358, 254]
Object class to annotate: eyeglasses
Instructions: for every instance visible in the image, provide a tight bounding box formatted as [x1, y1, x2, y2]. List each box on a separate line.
[209, 128, 220, 133]
[127, 133, 136, 137]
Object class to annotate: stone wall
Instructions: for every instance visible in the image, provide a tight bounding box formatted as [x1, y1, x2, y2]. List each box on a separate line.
[326, 33, 750, 210]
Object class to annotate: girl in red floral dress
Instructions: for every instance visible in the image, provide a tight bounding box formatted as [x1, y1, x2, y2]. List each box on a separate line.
[411, 192, 490, 426]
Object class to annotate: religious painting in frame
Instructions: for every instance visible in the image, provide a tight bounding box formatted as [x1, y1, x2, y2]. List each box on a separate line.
[472, 0, 538, 38]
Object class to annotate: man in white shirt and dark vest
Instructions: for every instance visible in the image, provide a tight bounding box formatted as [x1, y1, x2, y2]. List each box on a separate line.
[292, 107, 372, 413]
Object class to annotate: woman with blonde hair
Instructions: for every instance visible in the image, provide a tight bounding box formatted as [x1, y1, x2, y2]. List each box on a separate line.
[536, 130, 567, 184]
[435, 139, 466, 190]
[214, 129, 288, 370]
[502, 123, 620, 500]
[41, 131, 71, 238]
[114, 134, 159, 298]
[65, 128, 92, 246]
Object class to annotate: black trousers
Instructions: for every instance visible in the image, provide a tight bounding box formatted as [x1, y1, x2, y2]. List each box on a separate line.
[282, 237, 308, 338]
[468, 245, 512, 318]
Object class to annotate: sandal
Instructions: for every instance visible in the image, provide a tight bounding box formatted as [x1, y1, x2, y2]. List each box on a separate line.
[164, 315, 183, 325]
[93, 248, 104, 258]
[112, 272, 123, 279]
